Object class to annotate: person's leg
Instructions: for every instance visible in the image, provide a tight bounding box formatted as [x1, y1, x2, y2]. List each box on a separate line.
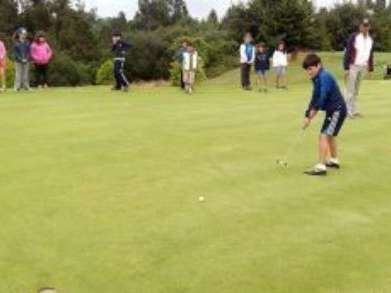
[113, 60, 122, 90]
[14, 62, 22, 91]
[119, 60, 129, 90]
[346, 65, 360, 116]
[246, 64, 251, 88]
[352, 66, 365, 116]
[42, 64, 49, 87]
[240, 64, 246, 88]
[319, 134, 329, 165]
[35, 64, 41, 88]
[180, 70, 185, 89]
[22, 63, 30, 90]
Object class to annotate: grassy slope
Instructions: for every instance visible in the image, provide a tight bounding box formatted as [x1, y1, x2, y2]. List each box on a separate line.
[0, 53, 390, 293]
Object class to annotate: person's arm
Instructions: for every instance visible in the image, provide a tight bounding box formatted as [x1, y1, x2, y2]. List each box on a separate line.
[30, 43, 38, 62]
[122, 41, 132, 51]
[240, 44, 246, 63]
[0, 42, 6, 60]
[250, 46, 256, 64]
[344, 34, 355, 71]
[303, 76, 329, 129]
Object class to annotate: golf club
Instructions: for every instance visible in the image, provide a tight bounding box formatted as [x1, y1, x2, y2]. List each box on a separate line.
[276, 129, 306, 168]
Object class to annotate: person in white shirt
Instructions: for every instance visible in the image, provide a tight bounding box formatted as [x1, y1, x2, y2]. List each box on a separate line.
[344, 19, 374, 118]
[272, 41, 288, 89]
[239, 33, 255, 90]
[182, 44, 198, 95]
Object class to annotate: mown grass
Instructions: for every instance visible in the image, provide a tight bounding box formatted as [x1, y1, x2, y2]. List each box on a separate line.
[0, 52, 390, 293]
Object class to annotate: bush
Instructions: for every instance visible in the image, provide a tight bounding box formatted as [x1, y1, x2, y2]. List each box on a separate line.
[48, 53, 92, 86]
[169, 56, 207, 86]
[5, 58, 15, 88]
[95, 59, 114, 85]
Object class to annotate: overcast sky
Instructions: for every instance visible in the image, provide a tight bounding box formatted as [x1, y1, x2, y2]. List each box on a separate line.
[80, 0, 341, 19]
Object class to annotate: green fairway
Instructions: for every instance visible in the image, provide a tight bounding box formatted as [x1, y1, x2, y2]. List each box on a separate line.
[1, 53, 391, 293]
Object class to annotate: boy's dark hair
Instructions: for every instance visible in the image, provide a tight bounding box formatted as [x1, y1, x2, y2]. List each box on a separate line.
[257, 42, 266, 49]
[302, 54, 322, 69]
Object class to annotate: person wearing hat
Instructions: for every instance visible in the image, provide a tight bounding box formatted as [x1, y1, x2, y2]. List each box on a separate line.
[30, 31, 53, 88]
[344, 19, 374, 119]
[13, 27, 31, 91]
[111, 31, 132, 92]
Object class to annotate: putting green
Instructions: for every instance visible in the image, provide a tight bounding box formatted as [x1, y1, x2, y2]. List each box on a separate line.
[0, 53, 390, 292]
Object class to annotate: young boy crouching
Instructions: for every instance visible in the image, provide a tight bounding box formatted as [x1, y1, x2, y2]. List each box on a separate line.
[302, 54, 347, 176]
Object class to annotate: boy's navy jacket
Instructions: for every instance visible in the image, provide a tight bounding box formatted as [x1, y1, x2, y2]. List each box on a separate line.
[305, 68, 346, 117]
[254, 52, 270, 71]
[112, 40, 132, 58]
[14, 41, 30, 63]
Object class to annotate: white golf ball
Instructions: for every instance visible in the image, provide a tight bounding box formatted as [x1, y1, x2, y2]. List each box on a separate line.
[199, 196, 205, 202]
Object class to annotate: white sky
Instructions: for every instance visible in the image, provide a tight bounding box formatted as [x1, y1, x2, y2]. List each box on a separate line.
[79, 0, 352, 19]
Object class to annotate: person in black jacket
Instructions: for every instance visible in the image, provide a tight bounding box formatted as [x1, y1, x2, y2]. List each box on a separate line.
[254, 43, 270, 93]
[112, 31, 132, 92]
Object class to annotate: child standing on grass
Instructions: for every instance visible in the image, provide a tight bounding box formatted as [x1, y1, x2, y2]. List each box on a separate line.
[0, 34, 7, 92]
[30, 32, 53, 88]
[13, 28, 31, 91]
[302, 54, 347, 176]
[182, 44, 198, 95]
[272, 41, 288, 89]
[240, 33, 255, 90]
[254, 43, 270, 93]
[112, 31, 132, 92]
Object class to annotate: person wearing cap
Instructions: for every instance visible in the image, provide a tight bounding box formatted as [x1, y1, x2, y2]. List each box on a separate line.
[344, 19, 374, 118]
[13, 27, 31, 91]
[111, 31, 132, 92]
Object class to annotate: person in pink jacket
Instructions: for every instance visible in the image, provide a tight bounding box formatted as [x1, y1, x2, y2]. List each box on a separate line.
[30, 32, 53, 88]
[0, 34, 7, 92]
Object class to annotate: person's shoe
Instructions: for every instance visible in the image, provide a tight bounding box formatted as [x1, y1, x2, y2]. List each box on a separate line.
[304, 164, 327, 176]
[111, 87, 121, 91]
[326, 161, 340, 169]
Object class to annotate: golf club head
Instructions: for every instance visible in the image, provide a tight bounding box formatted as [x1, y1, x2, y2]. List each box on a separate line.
[276, 159, 288, 168]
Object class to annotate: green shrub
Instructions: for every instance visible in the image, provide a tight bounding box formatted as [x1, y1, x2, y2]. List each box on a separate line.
[95, 59, 114, 85]
[48, 53, 92, 86]
[5, 58, 15, 88]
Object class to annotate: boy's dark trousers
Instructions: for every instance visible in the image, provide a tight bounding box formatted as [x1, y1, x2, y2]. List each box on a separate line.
[241, 63, 251, 88]
[35, 64, 48, 86]
[113, 58, 129, 89]
[180, 71, 185, 89]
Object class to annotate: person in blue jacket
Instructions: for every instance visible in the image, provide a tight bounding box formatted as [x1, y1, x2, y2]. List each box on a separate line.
[13, 27, 31, 91]
[112, 31, 132, 92]
[302, 54, 347, 176]
[254, 42, 270, 93]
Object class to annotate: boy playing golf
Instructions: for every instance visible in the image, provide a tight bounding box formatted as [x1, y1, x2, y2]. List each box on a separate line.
[302, 54, 347, 176]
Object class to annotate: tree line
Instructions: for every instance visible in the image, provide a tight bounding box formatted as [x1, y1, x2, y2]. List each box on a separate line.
[0, 0, 390, 86]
